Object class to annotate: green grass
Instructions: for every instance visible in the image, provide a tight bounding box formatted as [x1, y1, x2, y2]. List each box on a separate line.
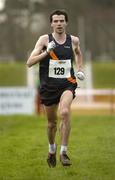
[92, 62, 115, 88]
[0, 63, 26, 86]
[0, 61, 115, 88]
[0, 115, 115, 180]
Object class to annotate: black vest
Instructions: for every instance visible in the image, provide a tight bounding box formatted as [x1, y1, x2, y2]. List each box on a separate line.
[39, 34, 76, 89]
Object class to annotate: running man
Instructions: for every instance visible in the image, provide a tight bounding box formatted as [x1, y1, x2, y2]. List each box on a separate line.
[27, 9, 84, 167]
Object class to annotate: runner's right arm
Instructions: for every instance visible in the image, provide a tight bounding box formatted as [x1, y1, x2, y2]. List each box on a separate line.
[27, 35, 48, 67]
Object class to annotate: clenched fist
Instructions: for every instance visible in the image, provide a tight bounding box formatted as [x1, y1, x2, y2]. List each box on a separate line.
[46, 41, 56, 53]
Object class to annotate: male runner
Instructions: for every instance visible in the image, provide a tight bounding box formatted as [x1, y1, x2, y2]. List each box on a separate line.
[27, 9, 84, 167]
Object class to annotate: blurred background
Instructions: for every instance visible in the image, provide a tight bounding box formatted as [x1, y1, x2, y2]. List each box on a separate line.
[0, 0, 115, 115]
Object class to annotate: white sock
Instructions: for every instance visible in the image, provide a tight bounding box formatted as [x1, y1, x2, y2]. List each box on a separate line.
[60, 145, 67, 154]
[49, 143, 56, 154]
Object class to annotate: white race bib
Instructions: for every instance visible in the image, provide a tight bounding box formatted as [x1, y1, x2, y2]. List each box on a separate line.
[49, 59, 71, 78]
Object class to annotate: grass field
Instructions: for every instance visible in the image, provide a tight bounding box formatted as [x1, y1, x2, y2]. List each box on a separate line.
[0, 63, 27, 86]
[0, 61, 115, 88]
[92, 62, 115, 88]
[0, 114, 115, 180]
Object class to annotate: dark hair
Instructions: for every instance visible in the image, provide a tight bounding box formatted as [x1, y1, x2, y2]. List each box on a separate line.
[49, 9, 68, 23]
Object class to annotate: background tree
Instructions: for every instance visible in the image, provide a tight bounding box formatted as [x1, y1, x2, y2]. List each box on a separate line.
[0, 0, 115, 61]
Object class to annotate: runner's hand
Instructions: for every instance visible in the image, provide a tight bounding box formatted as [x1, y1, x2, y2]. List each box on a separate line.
[47, 41, 56, 53]
[76, 71, 85, 81]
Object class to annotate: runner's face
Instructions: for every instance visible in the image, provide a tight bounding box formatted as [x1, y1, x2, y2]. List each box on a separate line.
[51, 15, 67, 34]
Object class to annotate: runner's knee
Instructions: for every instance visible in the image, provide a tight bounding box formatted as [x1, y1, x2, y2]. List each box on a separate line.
[60, 108, 69, 120]
[48, 121, 57, 129]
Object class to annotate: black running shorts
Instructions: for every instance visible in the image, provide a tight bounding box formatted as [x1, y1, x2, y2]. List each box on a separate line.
[39, 83, 77, 106]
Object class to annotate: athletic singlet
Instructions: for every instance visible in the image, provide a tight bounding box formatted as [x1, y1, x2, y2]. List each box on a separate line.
[39, 34, 77, 89]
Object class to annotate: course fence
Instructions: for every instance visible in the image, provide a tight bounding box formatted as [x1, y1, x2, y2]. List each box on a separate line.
[72, 89, 115, 115]
[0, 87, 115, 115]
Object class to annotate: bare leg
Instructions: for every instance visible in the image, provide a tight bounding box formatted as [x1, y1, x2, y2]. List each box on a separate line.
[44, 104, 58, 144]
[59, 90, 73, 166]
[59, 90, 73, 146]
[45, 104, 58, 167]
